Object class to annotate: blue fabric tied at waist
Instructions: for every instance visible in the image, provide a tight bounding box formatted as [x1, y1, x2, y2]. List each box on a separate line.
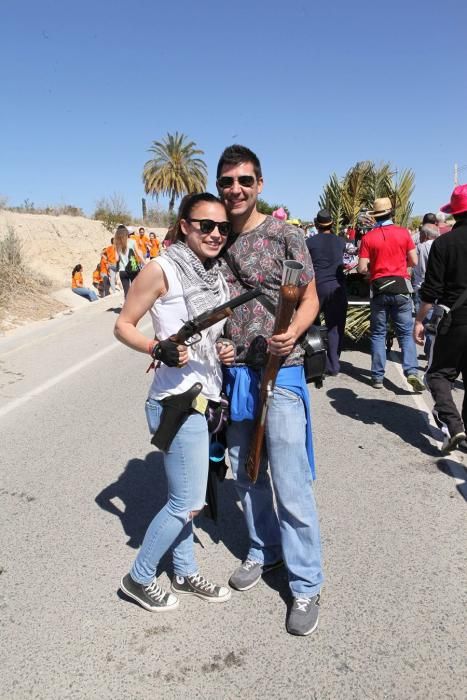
[223, 365, 316, 479]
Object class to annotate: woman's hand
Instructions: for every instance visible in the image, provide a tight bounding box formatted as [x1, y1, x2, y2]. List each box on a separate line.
[216, 341, 235, 366]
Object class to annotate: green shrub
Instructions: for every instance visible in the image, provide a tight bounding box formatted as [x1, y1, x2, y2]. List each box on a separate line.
[93, 193, 133, 232]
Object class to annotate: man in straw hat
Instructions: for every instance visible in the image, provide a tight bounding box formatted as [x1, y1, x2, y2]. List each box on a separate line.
[358, 197, 424, 390]
[307, 209, 347, 375]
[414, 184, 467, 452]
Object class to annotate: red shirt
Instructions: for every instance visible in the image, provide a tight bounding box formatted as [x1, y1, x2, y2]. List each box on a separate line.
[359, 224, 414, 282]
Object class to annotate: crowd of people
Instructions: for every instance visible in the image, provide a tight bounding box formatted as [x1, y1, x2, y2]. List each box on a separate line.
[71, 227, 164, 302]
[105, 144, 466, 637]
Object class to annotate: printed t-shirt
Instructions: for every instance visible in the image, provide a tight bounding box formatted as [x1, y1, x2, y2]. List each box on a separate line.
[359, 224, 414, 282]
[72, 271, 83, 288]
[219, 215, 314, 366]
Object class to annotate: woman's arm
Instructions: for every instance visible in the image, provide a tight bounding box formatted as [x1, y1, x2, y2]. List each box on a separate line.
[114, 262, 189, 364]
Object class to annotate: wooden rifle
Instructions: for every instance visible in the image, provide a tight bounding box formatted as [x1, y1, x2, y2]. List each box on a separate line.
[245, 260, 304, 482]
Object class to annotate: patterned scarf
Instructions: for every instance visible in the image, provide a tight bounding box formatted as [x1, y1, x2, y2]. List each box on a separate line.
[164, 242, 229, 363]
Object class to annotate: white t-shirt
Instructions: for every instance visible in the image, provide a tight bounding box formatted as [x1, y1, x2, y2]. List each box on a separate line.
[147, 256, 227, 402]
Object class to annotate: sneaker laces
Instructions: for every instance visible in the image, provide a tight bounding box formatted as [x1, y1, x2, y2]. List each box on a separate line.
[144, 579, 167, 603]
[295, 597, 312, 612]
[188, 573, 216, 593]
[294, 594, 320, 612]
[242, 559, 258, 571]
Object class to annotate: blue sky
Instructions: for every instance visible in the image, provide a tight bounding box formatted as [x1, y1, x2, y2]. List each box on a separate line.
[1, 0, 466, 219]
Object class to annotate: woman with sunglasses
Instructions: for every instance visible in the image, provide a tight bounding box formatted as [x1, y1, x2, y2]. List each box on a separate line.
[114, 192, 234, 613]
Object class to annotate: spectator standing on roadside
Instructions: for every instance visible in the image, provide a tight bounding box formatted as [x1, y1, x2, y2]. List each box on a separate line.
[414, 185, 467, 453]
[306, 209, 348, 376]
[115, 225, 144, 298]
[99, 250, 111, 297]
[134, 226, 150, 260]
[358, 197, 424, 391]
[148, 232, 160, 259]
[71, 264, 98, 302]
[105, 237, 118, 293]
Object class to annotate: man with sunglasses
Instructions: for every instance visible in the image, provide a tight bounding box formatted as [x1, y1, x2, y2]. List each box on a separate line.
[217, 144, 324, 636]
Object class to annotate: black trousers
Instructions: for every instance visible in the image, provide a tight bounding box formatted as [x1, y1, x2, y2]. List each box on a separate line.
[426, 324, 467, 437]
[317, 281, 348, 375]
[119, 270, 131, 298]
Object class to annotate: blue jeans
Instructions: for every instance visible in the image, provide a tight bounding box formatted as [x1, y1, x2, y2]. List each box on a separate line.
[131, 399, 209, 584]
[72, 286, 98, 302]
[226, 386, 323, 597]
[370, 293, 420, 379]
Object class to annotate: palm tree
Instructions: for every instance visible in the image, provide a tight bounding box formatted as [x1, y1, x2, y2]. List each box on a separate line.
[142, 132, 208, 212]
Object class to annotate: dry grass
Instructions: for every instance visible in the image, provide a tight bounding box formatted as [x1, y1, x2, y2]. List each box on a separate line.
[0, 226, 66, 331]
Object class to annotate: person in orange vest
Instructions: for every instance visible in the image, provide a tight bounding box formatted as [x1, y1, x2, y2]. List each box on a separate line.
[105, 237, 118, 292]
[100, 250, 111, 296]
[134, 226, 150, 260]
[71, 264, 98, 301]
[148, 231, 160, 259]
[92, 264, 104, 296]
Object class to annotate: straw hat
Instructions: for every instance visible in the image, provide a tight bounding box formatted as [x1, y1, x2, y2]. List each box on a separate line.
[368, 197, 393, 218]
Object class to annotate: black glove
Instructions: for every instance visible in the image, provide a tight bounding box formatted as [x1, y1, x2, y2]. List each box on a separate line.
[152, 339, 180, 367]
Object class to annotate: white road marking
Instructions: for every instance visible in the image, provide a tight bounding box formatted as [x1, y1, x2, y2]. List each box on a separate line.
[390, 358, 466, 486]
[0, 321, 153, 419]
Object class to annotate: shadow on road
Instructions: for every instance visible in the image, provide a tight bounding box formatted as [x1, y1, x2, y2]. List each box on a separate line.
[339, 360, 415, 396]
[327, 387, 439, 456]
[106, 307, 121, 314]
[95, 451, 248, 574]
[437, 458, 467, 502]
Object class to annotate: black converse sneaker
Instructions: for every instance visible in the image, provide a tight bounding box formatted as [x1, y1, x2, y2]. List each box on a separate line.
[171, 572, 231, 603]
[120, 573, 179, 612]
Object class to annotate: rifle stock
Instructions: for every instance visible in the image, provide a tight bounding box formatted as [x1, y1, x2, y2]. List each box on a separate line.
[245, 261, 304, 483]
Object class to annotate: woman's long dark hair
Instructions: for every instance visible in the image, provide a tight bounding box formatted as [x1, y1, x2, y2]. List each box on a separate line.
[173, 192, 224, 243]
[72, 264, 82, 276]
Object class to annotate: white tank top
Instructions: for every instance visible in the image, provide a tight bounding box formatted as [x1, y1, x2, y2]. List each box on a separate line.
[148, 256, 226, 402]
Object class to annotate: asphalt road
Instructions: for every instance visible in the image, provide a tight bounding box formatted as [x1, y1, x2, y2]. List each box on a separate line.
[0, 296, 466, 699]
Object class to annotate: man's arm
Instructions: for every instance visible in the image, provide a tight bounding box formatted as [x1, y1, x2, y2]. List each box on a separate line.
[413, 301, 433, 345]
[407, 248, 418, 267]
[357, 256, 370, 274]
[268, 278, 319, 357]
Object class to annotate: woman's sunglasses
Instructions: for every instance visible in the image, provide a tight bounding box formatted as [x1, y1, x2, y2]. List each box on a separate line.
[216, 175, 256, 189]
[188, 218, 232, 236]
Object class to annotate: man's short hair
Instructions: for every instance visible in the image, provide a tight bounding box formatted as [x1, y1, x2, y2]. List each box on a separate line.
[421, 223, 439, 240]
[216, 144, 262, 180]
[422, 212, 437, 225]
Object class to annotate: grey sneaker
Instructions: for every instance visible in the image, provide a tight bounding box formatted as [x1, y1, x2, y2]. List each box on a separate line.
[286, 594, 320, 636]
[171, 572, 231, 603]
[120, 573, 179, 612]
[371, 378, 383, 389]
[229, 558, 284, 591]
[407, 373, 425, 392]
[441, 431, 467, 454]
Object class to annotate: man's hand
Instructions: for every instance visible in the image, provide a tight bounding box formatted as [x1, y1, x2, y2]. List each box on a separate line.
[413, 320, 425, 346]
[268, 326, 299, 357]
[216, 341, 235, 366]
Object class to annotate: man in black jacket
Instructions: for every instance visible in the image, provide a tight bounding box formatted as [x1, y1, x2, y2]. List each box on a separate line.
[414, 184, 467, 452]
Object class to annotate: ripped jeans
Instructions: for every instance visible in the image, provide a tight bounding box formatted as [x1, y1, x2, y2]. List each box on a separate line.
[130, 398, 209, 584]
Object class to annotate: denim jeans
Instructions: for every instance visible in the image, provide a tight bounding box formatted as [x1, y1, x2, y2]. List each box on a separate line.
[370, 293, 419, 379]
[226, 386, 323, 597]
[72, 286, 98, 302]
[109, 265, 117, 293]
[130, 399, 209, 584]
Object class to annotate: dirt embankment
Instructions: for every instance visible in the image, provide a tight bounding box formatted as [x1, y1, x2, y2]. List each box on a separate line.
[0, 211, 167, 332]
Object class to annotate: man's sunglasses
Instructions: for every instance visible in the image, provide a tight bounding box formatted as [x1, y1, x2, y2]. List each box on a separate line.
[188, 218, 232, 236]
[217, 175, 256, 189]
